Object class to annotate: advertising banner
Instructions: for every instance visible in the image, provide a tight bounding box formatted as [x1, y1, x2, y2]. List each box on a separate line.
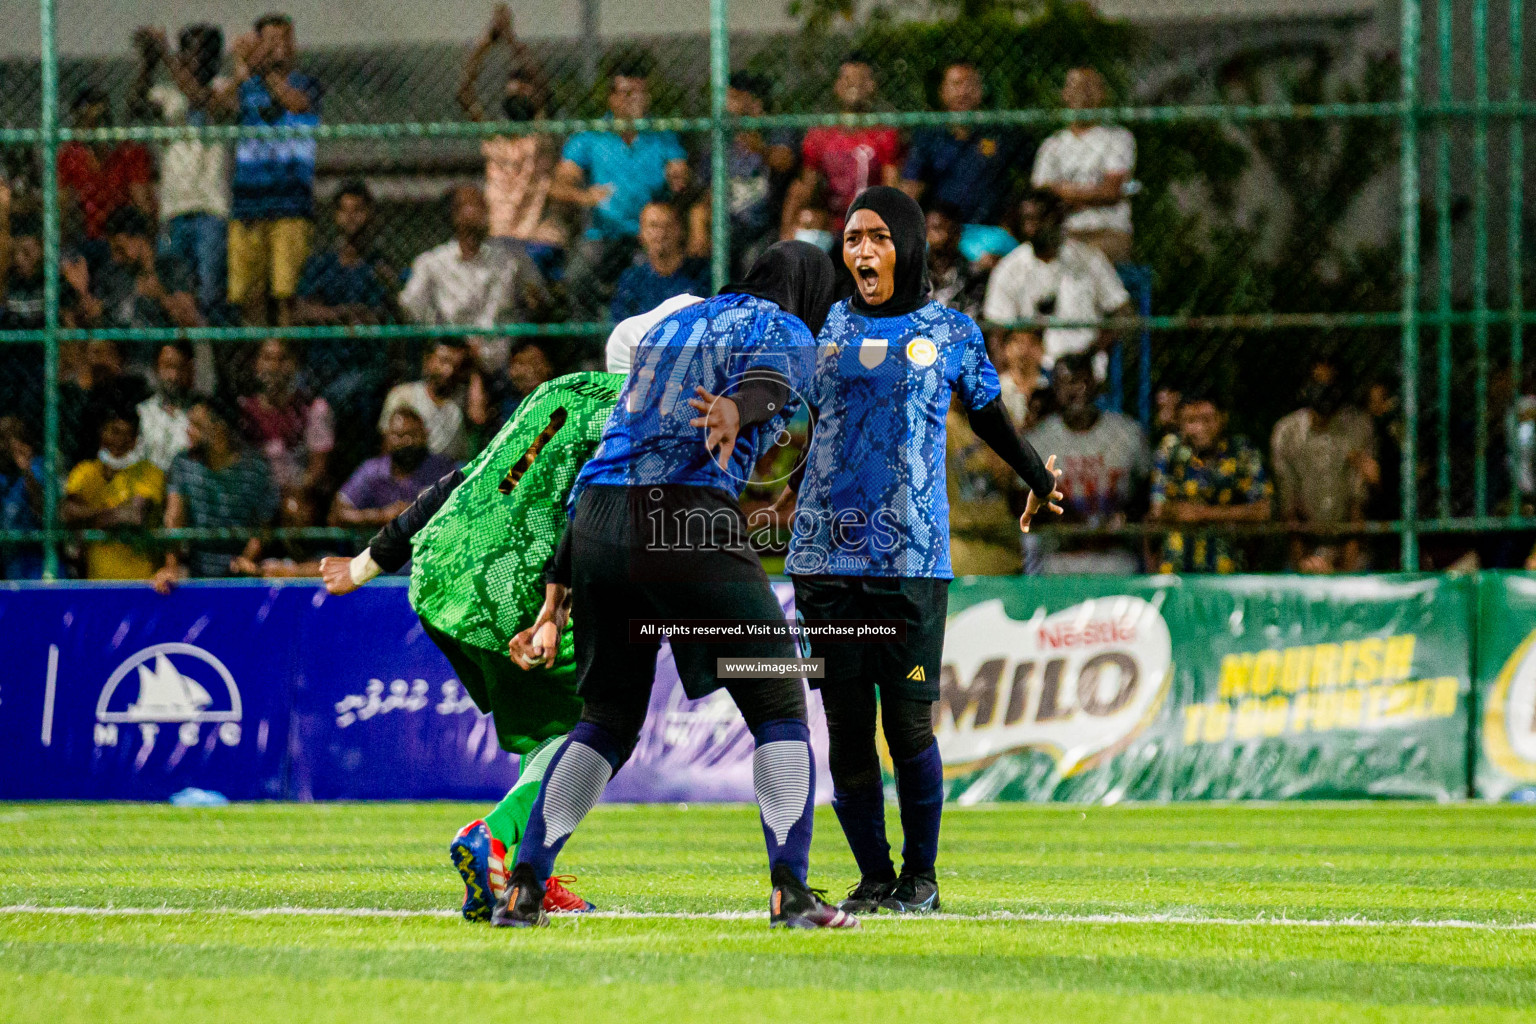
[1473, 572, 1536, 801]
[938, 574, 1471, 802]
[0, 580, 827, 803]
[0, 582, 298, 800]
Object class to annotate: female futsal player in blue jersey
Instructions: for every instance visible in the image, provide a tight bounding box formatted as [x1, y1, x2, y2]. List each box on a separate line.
[780, 187, 1064, 914]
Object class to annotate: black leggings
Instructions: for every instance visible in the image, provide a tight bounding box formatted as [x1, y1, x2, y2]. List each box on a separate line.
[819, 684, 936, 792]
[578, 678, 808, 767]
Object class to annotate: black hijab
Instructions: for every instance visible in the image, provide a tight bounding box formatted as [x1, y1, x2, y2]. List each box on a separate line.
[846, 185, 930, 318]
[720, 240, 837, 336]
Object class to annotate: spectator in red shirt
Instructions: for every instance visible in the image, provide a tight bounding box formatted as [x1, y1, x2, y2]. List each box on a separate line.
[56, 89, 155, 244]
[781, 57, 902, 237]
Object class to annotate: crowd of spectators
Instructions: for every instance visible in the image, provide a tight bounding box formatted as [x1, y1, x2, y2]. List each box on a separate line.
[0, 8, 1469, 579]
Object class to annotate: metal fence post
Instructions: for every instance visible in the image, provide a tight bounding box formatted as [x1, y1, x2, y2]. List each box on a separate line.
[708, 0, 730, 293]
[1510, 0, 1526, 524]
[38, 0, 60, 581]
[1472, 0, 1490, 518]
[1434, 0, 1452, 519]
[1400, 0, 1422, 570]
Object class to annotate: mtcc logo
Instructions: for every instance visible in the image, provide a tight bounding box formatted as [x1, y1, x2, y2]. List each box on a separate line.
[95, 643, 243, 753]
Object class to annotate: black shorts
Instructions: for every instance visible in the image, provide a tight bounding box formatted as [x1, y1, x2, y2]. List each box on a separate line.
[791, 574, 949, 701]
[570, 484, 797, 702]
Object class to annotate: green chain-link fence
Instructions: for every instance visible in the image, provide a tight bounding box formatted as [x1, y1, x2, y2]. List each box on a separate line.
[0, 0, 1530, 581]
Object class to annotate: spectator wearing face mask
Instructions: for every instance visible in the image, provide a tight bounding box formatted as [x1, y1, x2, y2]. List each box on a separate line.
[458, 5, 568, 279]
[63, 406, 165, 580]
[788, 204, 835, 255]
[331, 407, 460, 534]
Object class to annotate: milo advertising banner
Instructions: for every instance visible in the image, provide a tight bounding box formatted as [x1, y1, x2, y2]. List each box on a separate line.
[937, 574, 1471, 802]
[1473, 572, 1536, 801]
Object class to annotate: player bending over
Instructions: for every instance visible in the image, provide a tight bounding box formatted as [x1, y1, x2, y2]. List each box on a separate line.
[318, 297, 699, 922]
[495, 241, 856, 929]
[778, 186, 1063, 914]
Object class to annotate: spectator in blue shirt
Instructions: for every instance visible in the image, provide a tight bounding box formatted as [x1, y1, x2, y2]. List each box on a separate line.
[689, 71, 799, 277]
[293, 182, 396, 463]
[899, 62, 1025, 265]
[0, 416, 45, 580]
[294, 180, 394, 328]
[550, 52, 689, 318]
[609, 202, 709, 322]
[213, 13, 322, 327]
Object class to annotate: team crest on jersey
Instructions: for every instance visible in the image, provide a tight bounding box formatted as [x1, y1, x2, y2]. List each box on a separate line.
[906, 338, 938, 367]
[858, 338, 888, 369]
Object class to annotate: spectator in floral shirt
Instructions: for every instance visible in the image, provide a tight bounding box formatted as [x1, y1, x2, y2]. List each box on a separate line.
[1149, 391, 1271, 574]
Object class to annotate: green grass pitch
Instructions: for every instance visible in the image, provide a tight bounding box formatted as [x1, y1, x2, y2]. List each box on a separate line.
[3, 802, 1534, 1023]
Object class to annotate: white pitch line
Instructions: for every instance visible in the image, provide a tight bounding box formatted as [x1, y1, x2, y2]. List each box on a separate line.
[2, 905, 1534, 931]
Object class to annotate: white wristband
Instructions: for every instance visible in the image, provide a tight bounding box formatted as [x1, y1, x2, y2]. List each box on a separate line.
[349, 549, 383, 587]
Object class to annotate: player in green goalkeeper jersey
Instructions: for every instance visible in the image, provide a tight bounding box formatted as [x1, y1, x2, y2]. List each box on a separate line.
[319, 297, 701, 920]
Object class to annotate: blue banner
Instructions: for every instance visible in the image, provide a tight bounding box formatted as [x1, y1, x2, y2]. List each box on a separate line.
[0, 582, 296, 800]
[0, 580, 829, 803]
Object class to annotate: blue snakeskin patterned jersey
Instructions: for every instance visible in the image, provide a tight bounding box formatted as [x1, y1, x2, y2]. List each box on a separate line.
[786, 298, 1001, 578]
[572, 293, 818, 508]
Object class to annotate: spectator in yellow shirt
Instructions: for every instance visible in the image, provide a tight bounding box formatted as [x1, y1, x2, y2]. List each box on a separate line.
[63, 407, 165, 579]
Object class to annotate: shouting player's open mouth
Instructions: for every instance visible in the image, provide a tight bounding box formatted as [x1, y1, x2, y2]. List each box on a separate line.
[843, 207, 898, 307]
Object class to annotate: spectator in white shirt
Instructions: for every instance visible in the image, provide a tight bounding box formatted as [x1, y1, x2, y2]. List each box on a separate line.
[983, 188, 1132, 369]
[1031, 67, 1136, 264]
[136, 342, 198, 471]
[377, 341, 478, 461]
[130, 25, 231, 314]
[399, 185, 549, 375]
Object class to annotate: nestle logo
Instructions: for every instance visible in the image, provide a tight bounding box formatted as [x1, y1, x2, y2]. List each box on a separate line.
[1038, 621, 1137, 648]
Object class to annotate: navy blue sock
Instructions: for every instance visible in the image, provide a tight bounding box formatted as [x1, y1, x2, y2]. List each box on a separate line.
[893, 740, 944, 879]
[751, 718, 814, 884]
[515, 721, 623, 884]
[831, 779, 895, 882]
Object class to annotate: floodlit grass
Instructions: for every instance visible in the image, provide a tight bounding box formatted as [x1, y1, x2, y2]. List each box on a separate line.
[2, 802, 1534, 1023]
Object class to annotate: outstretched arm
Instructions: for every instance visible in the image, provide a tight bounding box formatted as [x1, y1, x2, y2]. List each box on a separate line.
[966, 397, 1056, 498]
[319, 466, 465, 593]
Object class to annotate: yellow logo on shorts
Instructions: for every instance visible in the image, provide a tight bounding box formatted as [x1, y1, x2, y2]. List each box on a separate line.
[979, 138, 998, 157]
[907, 666, 926, 682]
[906, 338, 938, 367]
